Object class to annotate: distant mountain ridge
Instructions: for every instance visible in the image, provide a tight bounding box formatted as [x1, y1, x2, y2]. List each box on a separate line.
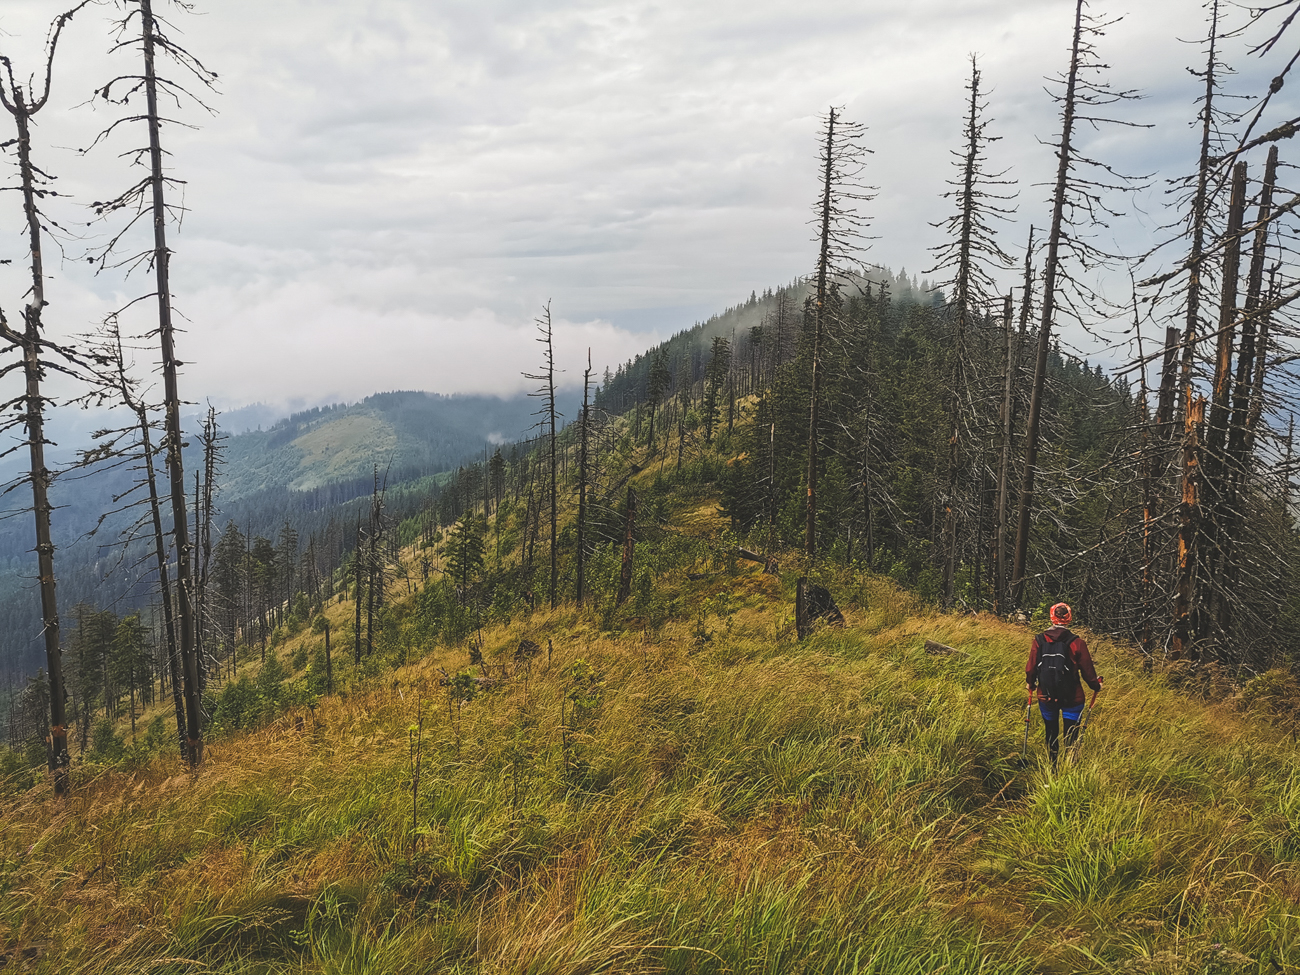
[0, 389, 568, 678]
[211, 390, 558, 501]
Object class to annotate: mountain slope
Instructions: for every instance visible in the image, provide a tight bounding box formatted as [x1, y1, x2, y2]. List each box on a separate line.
[1, 456, 1297, 974]
[0, 389, 565, 677]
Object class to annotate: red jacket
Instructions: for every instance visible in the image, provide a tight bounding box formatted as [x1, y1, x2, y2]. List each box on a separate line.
[1026, 626, 1101, 707]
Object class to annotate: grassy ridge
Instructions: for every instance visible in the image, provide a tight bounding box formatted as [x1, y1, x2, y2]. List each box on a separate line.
[3, 557, 1299, 973]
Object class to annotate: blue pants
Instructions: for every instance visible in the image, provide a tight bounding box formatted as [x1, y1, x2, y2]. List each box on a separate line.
[1039, 703, 1083, 766]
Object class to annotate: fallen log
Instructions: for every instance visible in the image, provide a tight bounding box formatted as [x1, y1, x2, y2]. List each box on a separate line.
[737, 547, 779, 575]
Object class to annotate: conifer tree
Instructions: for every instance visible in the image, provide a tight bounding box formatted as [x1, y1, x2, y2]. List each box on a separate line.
[525, 303, 560, 608]
[1011, 0, 1142, 606]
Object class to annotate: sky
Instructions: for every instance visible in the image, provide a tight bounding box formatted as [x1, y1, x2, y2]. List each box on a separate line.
[0, 0, 1294, 419]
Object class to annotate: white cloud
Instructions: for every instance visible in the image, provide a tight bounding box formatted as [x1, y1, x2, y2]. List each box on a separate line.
[0, 0, 1292, 414]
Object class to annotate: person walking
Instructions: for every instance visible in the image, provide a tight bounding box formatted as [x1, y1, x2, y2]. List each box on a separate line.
[1025, 602, 1102, 768]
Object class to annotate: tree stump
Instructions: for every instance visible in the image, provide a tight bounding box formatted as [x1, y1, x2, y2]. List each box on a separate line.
[796, 578, 845, 640]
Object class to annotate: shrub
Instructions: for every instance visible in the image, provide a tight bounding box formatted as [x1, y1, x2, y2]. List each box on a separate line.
[88, 717, 125, 764]
[1238, 668, 1300, 714]
[0, 743, 39, 794]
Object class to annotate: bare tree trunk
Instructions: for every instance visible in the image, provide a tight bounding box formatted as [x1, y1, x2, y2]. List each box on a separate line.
[1132, 288, 1156, 661]
[354, 517, 363, 665]
[11, 101, 68, 792]
[1284, 415, 1294, 515]
[994, 292, 1017, 613]
[766, 421, 779, 569]
[1173, 396, 1206, 659]
[576, 351, 592, 607]
[527, 305, 560, 608]
[136, 399, 182, 753]
[366, 469, 378, 656]
[806, 108, 837, 559]
[548, 336, 558, 610]
[1243, 266, 1278, 458]
[1011, 0, 1085, 606]
[941, 63, 985, 608]
[135, 0, 202, 765]
[1217, 155, 1275, 640]
[0, 12, 91, 790]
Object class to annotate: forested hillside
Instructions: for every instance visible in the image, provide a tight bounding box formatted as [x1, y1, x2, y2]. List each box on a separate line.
[0, 391, 558, 686]
[3, 369, 1300, 972]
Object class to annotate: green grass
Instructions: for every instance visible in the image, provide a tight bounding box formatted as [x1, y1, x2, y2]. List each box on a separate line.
[4, 586, 1299, 974]
[4, 426, 1300, 975]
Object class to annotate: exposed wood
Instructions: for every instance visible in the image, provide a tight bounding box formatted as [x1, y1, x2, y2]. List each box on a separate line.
[736, 547, 779, 574]
[924, 640, 966, 656]
[1172, 396, 1206, 660]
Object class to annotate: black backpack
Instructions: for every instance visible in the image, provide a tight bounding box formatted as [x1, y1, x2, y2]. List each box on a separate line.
[1035, 630, 1077, 703]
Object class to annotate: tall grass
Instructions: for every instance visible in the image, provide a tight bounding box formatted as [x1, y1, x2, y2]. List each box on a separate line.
[3, 565, 1298, 974]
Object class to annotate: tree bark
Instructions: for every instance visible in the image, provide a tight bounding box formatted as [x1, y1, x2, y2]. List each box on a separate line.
[8, 98, 68, 793]
[1011, 0, 1085, 606]
[576, 351, 591, 607]
[806, 108, 837, 559]
[138, 0, 202, 765]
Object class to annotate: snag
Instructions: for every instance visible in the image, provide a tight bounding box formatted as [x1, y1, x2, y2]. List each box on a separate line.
[796, 578, 845, 640]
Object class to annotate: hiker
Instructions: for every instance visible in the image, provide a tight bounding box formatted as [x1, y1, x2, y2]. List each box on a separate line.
[1025, 602, 1102, 768]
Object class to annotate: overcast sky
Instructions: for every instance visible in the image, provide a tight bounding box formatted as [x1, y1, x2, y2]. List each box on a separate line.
[0, 0, 1294, 417]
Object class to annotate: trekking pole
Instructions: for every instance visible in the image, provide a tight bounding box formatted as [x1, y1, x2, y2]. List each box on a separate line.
[1073, 685, 1102, 761]
[1018, 689, 1033, 766]
[1079, 686, 1100, 737]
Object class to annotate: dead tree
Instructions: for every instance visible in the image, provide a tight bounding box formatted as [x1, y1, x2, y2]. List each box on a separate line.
[525, 303, 561, 608]
[993, 225, 1034, 613]
[806, 107, 872, 558]
[927, 55, 1016, 607]
[80, 320, 186, 754]
[1011, 0, 1142, 606]
[576, 349, 592, 607]
[89, 0, 218, 767]
[1187, 161, 1248, 652]
[353, 514, 363, 665]
[0, 2, 95, 794]
[1163, 0, 1227, 456]
[194, 405, 222, 693]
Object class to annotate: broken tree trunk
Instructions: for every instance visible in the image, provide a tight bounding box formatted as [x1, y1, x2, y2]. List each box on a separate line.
[796, 578, 845, 640]
[737, 547, 779, 574]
